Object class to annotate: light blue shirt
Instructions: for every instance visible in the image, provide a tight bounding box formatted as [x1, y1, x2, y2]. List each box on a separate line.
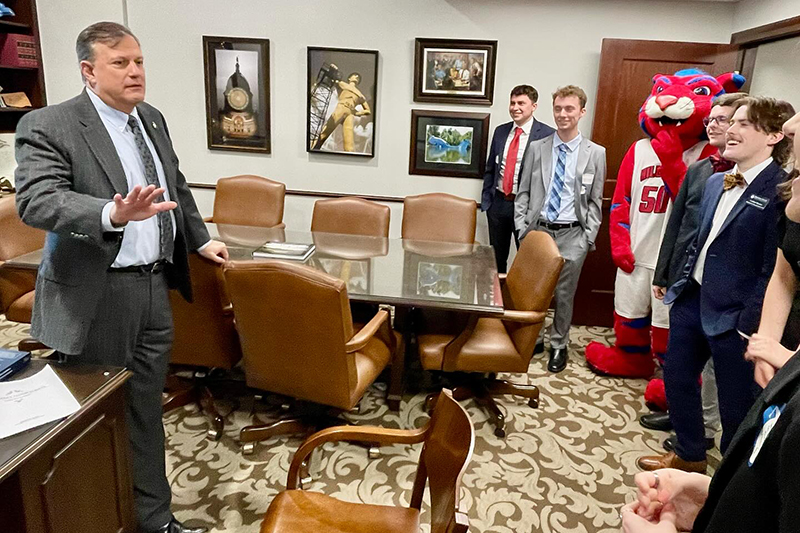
[540, 132, 582, 223]
[88, 88, 177, 267]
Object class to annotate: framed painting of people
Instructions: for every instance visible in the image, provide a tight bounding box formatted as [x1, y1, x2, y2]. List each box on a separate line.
[307, 47, 379, 157]
[409, 110, 490, 179]
[203, 36, 271, 153]
[413, 38, 497, 105]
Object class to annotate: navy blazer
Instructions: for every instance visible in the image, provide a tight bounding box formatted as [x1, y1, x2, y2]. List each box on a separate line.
[665, 160, 785, 336]
[480, 119, 555, 211]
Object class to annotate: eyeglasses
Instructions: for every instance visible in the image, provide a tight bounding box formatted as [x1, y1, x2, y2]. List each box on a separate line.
[703, 116, 730, 127]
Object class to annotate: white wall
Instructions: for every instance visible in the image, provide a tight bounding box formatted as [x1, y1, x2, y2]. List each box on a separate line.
[733, 0, 800, 33]
[748, 36, 800, 107]
[37, 0, 737, 238]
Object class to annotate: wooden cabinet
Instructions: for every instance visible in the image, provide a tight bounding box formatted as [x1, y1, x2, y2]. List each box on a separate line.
[0, 361, 135, 533]
[0, 0, 46, 133]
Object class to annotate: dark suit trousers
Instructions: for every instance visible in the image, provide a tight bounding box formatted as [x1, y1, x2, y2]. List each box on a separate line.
[664, 282, 758, 462]
[69, 270, 174, 531]
[487, 190, 519, 273]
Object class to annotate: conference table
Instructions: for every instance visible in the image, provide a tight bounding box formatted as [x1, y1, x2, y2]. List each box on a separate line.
[3, 223, 504, 409]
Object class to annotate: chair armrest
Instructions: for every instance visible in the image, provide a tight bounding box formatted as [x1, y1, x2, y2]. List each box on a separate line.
[502, 309, 546, 324]
[287, 423, 429, 489]
[203, 216, 213, 223]
[273, 222, 286, 230]
[345, 309, 389, 353]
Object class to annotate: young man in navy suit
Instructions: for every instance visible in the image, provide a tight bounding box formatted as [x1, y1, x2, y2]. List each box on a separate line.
[638, 96, 795, 473]
[481, 85, 554, 273]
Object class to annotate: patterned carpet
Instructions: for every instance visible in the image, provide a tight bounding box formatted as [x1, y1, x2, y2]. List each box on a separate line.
[0, 318, 721, 533]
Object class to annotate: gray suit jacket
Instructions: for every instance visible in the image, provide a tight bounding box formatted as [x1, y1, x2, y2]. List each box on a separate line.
[513, 134, 607, 247]
[14, 90, 209, 354]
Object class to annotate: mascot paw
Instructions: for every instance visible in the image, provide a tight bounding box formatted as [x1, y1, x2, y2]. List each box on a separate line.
[585, 342, 655, 378]
[612, 252, 636, 274]
[644, 378, 668, 411]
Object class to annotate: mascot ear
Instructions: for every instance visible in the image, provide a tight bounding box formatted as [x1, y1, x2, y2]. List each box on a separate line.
[717, 72, 746, 93]
[652, 74, 666, 85]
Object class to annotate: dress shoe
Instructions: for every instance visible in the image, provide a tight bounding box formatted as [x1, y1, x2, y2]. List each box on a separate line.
[534, 341, 545, 355]
[547, 347, 568, 373]
[637, 451, 707, 473]
[150, 518, 208, 533]
[663, 434, 715, 453]
[639, 412, 672, 432]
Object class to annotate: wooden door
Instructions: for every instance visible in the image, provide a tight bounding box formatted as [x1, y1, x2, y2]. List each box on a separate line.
[573, 38, 740, 326]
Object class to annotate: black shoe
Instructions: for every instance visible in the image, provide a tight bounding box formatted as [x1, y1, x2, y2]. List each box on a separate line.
[639, 412, 672, 431]
[662, 434, 715, 453]
[547, 347, 568, 373]
[151, 518, 208, 533]
[534, 341, 545, 355]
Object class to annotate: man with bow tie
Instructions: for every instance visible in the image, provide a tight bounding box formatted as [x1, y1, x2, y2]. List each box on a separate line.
[638, 96, 795, 474]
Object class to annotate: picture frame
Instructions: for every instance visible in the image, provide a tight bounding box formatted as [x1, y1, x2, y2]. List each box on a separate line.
[409, 109, 490, 179]
[307, 46, 379, 157]
[203, 36, 271, 153]
[413, 38, 498, 105]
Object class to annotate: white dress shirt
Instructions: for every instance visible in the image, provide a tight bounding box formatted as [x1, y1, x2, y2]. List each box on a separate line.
[497, 117, 533, 195]
[692, 157, 773, 284]
[539, 132, 582, 223]
[88, 89, 178, 267]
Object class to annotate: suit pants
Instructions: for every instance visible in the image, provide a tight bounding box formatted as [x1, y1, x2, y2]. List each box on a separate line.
[486, 190, 519, 273]
[535, 225, 589, 349]
[67, 269, 174, 531]
[664, 281, 758, 462]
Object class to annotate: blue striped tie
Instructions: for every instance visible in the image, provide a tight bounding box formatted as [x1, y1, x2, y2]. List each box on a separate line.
[545, 144, 569, 222]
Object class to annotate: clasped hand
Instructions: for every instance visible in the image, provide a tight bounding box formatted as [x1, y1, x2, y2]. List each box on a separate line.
[745, 333, 795, 387]
[620, 469, 710, 533]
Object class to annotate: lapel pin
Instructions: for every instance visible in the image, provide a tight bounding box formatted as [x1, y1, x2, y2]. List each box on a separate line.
[152, 122, 158, 129]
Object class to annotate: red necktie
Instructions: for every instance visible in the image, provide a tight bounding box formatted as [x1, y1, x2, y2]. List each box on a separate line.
[710, 153, 734, 173]
[502, 127, 523, 195]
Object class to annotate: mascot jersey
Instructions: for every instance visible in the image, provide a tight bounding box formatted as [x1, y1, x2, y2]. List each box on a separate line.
[626, 139, 711, 269]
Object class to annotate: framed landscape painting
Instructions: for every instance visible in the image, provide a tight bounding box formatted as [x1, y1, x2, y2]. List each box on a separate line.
[409, 110, 490, 179]
[307, 46, 379, 157]
[203, 36, 271, 153]
[413, 38, 497, 105]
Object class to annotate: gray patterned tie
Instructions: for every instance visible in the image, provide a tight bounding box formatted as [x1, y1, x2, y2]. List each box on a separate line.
[127, 115, 174, 261]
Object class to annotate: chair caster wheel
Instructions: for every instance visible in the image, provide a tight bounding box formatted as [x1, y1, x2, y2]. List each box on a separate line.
[528, 398, 539, 408]
[300, 475, 313, 487]
[494, 427, 506, 438]
[241, 442, 255, 455]
[368, 446, 381, 459]
[207, 428, 222, 441]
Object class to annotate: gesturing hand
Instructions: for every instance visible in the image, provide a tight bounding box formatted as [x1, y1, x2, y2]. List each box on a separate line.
[110, 184, 177, 227]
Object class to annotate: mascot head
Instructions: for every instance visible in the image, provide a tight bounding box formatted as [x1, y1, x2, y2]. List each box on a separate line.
[639, 69, 745, 142]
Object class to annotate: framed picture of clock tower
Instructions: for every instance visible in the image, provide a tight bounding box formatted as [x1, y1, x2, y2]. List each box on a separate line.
[203, 36, 271, 153]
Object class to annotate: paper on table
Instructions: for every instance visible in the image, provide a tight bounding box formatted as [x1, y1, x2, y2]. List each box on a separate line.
[0, 364, 81, 440]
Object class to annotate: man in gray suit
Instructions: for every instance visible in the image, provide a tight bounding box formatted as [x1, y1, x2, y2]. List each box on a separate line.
[14, 22, 226, 533]
[514, 85, 606, 373]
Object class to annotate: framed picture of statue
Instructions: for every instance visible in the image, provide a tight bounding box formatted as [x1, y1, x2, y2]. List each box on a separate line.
[203, 36, 271, 153]
[408, 110, 490, 179]
[307, 46, 378, 157]
[413, 38, 497, 105]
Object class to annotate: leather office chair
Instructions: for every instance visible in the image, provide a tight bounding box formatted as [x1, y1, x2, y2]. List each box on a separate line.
[401, 193, 476, 243]
[417, 231, 564, 437]
[205, 175, 286, 228]
[223, 260, 401, 454]
[0, 194, 44, 330]
[261, 388, 474, 533]
[311, 197, 390, 237]
[164, 254, 242, 440]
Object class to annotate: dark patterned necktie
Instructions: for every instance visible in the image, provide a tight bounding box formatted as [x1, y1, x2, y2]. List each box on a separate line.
[723, 172, 746, 191]
[127, 115, 174, 261]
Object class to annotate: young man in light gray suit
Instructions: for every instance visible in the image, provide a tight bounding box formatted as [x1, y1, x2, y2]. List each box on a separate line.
[514, 85, 606, 373]
[14, 22, 227, 533]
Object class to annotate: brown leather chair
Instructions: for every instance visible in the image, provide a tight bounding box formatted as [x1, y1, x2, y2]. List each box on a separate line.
[261, 388, 473, 533]
[417, 231, 564, 437]
[206, 175, 286, 228]
[223, 260, 401, 454]
[0, 194, 44, 325]
[401, 193, 476, 243]
[311, 197, 390, 237]
[164, 254, 242, 440]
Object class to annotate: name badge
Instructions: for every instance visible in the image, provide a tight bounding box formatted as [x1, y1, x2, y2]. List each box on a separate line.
[748, 403, 785, 466]
[582, 173, 594, 186]
[746, 194, 769, 210]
